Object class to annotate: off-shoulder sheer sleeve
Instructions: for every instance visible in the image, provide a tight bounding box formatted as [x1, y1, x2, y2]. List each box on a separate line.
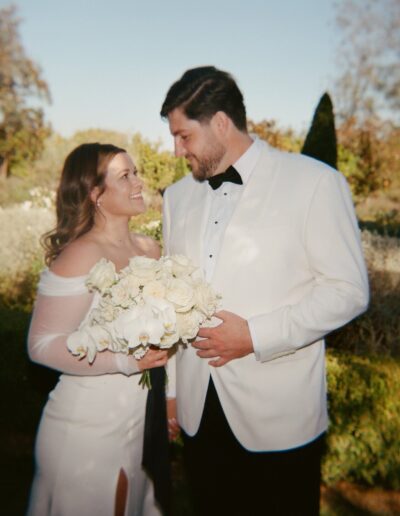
[27, 270, 139, 376]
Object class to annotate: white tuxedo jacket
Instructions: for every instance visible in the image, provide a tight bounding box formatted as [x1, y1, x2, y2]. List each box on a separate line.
[162, 141, 369, 451]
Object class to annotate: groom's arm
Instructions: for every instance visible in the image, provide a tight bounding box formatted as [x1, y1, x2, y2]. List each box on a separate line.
[197, 170, 369, 366]
[249, 170, 369, 362]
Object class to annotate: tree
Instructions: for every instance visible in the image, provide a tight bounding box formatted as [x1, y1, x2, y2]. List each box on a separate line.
[301, 92, 337, 169]
[334, 0, 400, 124]
[0, 5, 50, 178]
[337, 118, 399, 201]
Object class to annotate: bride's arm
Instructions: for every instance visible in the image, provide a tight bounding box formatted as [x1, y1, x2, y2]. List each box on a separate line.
[27, 290, 141, 376]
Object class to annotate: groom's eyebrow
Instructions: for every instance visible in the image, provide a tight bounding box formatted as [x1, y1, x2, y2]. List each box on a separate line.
[171, 127, 186, 136]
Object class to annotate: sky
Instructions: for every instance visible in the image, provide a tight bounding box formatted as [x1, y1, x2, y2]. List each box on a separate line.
[2, 0, 339, 149]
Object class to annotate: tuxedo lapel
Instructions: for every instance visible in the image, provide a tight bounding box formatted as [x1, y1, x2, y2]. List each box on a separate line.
[230, 143, 277, 228]
[211, 143, 279, 281]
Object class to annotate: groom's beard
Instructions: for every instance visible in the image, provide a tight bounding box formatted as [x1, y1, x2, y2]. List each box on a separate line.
[188, 140, 226, 182]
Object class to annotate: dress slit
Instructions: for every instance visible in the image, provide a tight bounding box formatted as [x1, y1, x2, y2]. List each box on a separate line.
[114, 467, 128, 516]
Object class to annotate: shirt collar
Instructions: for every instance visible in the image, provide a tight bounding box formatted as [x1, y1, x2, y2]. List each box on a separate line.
[232, 136, 263, 185]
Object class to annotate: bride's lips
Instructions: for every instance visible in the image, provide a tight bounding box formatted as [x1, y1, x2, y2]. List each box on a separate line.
[129, 192, 143, 200]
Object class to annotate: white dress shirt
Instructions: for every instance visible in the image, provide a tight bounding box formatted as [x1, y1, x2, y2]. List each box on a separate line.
[202, 137, 264, 358]
[202, 137, 262, 279]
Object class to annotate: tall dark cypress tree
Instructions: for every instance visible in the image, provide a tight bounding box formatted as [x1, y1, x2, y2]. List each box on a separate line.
[301, 92, 337, 169]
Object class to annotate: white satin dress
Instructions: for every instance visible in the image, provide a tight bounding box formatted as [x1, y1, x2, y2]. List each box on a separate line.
[26, 270, 162, 516]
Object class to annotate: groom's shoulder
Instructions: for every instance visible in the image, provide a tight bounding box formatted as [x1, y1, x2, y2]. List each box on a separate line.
[270, 144, 338, 179]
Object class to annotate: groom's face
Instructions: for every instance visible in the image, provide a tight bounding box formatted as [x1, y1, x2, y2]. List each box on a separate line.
[168, 108, 226, 182]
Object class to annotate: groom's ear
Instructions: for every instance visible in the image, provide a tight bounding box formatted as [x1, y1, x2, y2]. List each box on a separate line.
[211, 111, 231, 138]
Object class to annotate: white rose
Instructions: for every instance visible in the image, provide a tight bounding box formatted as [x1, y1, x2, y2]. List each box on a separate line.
[166, 278, 195, 313]
[86, 258, 117, 294]
[109, 282, 135, 308]
[98, 300, 118, 323]
[164, 254, 197, 278]
[118, 275, 141, 298]
[142, 280, 166, 299]
[128, 255, 160, 284]
[176, 310, 203, 343]
[194, 281, 221, 317]
[109, 283, 131, 308]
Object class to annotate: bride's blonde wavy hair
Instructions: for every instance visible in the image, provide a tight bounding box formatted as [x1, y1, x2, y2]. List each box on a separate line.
[42, 142, 126, 265]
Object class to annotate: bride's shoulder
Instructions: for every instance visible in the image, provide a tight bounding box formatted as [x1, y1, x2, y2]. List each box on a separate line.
[50, 237, 103, 278]
[131, 233, 161, 259]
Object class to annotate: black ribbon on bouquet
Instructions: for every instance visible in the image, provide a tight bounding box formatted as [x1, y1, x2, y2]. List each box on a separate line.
[142, 366, 171, 515]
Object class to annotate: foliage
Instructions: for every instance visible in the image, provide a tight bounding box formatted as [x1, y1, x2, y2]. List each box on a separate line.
[0, 174, 38, 206]
[0, 204, 54, 311]
[0, 5, 51, 179]
[334, 0, 400, 123]
[301, 93, 337, 169]
[337, 118, 400, 202]
[31, 129, 134, 192]
[132, 133, 189, 194]
[70, 128, 131, 150]
[324, 351, 400, 489]
[1, 198, 400, 492]
[0, 129, 188, 207]
[332, 0, 400, 205]
[129, 207, 163, 244]
[247, 119, 302, 152]
[359, 211, 400, 239]
[0, 200, 162, 312]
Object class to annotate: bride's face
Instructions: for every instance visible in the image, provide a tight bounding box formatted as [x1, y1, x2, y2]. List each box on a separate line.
[96, 152, 145, 217]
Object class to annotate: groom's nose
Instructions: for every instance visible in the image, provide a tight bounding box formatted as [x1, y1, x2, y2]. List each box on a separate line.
[174, 138, 186, 158]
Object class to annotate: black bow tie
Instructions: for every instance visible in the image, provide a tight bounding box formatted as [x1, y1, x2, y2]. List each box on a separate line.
[207, 166, 243, 190]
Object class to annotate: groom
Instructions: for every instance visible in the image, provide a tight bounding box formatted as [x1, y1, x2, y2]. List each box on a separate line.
[161, 66, 369, 515]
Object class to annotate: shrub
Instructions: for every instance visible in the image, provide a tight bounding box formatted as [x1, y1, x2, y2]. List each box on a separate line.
[0, 204, 54, 311]
[328, 230, 400, 357]
[129, 208, 163, 243]
[0, 202, 399, 491]
[324, 351, 400, 489]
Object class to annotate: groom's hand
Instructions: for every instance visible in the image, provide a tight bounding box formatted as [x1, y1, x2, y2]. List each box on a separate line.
[194, 310, 253, 367]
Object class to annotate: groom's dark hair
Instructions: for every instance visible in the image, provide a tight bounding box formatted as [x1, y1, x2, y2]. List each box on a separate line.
[160, 66, 247, 131]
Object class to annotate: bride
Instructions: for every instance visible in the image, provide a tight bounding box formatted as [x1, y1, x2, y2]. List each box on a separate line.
[27, 143, 169, 516]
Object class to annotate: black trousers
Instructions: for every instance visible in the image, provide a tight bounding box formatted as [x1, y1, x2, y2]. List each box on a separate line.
[182, 379, 324, 516]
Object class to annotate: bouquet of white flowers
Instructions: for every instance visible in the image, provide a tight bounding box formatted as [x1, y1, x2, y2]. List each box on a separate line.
[67, 255, 221, 387]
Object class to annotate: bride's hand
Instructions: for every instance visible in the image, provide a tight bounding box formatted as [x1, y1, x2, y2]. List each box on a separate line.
[136, 348, 168, 371]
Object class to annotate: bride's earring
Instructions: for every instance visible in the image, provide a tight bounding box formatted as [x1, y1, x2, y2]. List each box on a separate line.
[96, 200, 101, 207]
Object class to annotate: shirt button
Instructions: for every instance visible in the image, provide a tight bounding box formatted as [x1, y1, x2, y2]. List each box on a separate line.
[224, 193, 227, 196]
[214, 221, 218, 224]
[209, 254, 213, 258]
